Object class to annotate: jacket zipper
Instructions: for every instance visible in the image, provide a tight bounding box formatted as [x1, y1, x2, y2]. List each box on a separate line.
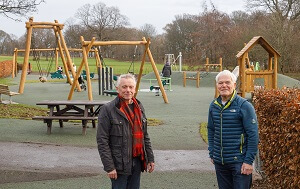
[220, 112, 224, 165]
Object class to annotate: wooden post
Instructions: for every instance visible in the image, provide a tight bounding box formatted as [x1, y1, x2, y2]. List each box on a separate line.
[55, 20, 80, 91]
[53, 27, 72, 87]
[94, 48, 102, 69]
[196, 71, 200, 88]
[14, 49, 18, 76]
[205, 58, 209, 72]
[12, 48, 17, 78]
[241, 55, 246, 97]
[183, 72, 186, 87]
[146, 39, 168, 103]
[55, 48, 59, 69]
[68, 37, 95, 100]
[268, 57, 272, 70]
[135, 38, 150, 96]
[219, 57, 223, 72]
[273, 55, 278, 89]
[83, 47, 93, 100]
[19, 18, 33, 94]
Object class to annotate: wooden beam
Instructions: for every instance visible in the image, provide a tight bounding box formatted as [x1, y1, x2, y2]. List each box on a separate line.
[68, 37, 95, 100]
[18, 24, 33, 93]
[135, 38, 150, 96]
[82, 40, 148, 46]
[144, 38, 168, 103]
[12, 48, 17, 78]
[53, 27, 72, 88]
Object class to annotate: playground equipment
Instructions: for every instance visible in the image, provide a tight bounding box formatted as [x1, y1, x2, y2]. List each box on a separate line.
[143, 77, 172, 91]
[183, 71, 200, 88]
[205, 57, 223, 72]
[12, 47, 101, 78]
[164, 52, 182, 72]
[67, 37, 169, 103]
[98, 67, 118, 96]
[82, 70, 95, 80]
[50, 70, 64, 79]
[236, 36, 280, 97]
[17, 17, 81, 93]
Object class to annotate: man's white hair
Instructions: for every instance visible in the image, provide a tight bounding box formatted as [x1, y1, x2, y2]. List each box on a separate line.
[116, 73, 137, 87]
[215, 70, 237, 83]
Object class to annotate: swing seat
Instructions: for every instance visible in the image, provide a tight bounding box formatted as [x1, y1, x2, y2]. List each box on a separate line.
[50, 70, 64, 79]
[39, 76, 47, 83]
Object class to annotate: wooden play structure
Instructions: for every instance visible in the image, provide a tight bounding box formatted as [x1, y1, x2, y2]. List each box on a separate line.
[205, 57, 223, 72]
[67, 36, 169, 103]
[183, 71, 200, 88]
[236, 36, 280, 97]
[18, 17, 80, 93]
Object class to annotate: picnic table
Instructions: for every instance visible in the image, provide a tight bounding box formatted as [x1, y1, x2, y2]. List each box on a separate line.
[32, 100, 109, 135]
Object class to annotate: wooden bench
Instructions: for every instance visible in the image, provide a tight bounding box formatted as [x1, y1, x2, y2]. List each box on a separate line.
[0, 84, 20, 104]
[32, 116, 98, 135]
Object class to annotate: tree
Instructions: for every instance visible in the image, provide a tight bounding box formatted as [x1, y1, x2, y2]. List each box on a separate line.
[247, 0, 300, 73]
[0, 30, 17, 55]
[164, 14, 198, 64]
[0, 0, 45, 20]
[191, 8, 233, 68]
[140, 24, 157, 39]
[75, 2, 129, 41]
[64, 18, 87, 49]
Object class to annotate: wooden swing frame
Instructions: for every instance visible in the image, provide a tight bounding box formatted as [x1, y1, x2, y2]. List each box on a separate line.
[18, 17, 80, 93]
[12, 48, 101, 78]
[67, 36, 169, 103]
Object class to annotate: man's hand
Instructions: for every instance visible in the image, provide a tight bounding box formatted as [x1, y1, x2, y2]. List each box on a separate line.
[147, 162, 155, 173]
[108, 169, 117, 179]
[241, 163, 253, 175]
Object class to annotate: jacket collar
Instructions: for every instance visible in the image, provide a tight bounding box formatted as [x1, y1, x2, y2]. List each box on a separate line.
[112, 96, 143, 120]
[214, 90, 237, 110]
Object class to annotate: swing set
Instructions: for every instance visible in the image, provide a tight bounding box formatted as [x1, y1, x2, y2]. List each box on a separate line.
[18, 17, 81, 94]
[67, 36, 169, 103]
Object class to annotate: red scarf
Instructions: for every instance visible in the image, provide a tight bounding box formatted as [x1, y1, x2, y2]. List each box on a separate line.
[118, 95, 146, 169]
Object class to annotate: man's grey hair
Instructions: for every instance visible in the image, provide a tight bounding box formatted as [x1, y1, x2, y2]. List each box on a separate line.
[215, 70, 237, 83]
[116, 73, 137, 87]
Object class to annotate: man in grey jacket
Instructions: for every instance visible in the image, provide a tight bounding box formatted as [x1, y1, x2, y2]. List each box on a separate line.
[97, 73, 155, 189]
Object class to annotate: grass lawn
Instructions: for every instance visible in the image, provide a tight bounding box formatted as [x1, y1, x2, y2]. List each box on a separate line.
[0, 55, 165, 75]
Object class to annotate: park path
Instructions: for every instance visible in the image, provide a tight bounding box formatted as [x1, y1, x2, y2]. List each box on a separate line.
[0, 141, 214, 174]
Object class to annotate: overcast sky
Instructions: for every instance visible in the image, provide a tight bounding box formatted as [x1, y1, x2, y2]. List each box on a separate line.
[0, 0, 247, 38]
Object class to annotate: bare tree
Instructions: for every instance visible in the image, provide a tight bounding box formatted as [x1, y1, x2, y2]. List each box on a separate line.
[247, 0, 300, 73]
[164, 14, 198, 64]
[0, 30, 17, 55]
[0, 0, 45, 20]
[140, 24, 157, 39]
[75, 2, 129, 41]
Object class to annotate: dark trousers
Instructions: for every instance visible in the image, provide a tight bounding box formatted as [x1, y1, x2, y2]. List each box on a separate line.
[214, 162, 252, 189]
[111, 158, 142, 189]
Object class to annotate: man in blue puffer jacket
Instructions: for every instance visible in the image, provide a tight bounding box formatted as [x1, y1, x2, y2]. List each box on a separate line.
[208, 70, 258, 189]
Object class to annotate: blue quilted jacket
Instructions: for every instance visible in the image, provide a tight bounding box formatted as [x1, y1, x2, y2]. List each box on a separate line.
[207, 90, 258, 165]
